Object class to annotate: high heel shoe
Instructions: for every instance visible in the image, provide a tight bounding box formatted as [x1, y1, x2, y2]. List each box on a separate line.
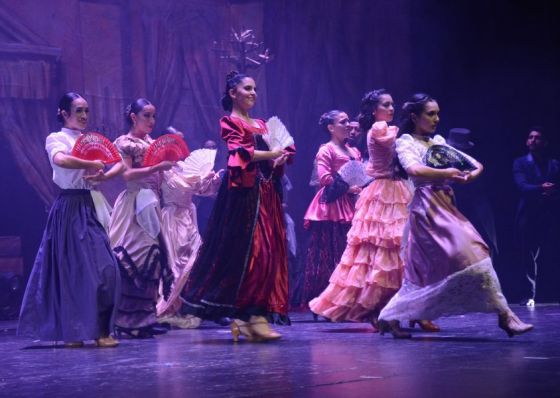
[114, 326, 154, 339]
[64, 341, 84, 348]
[409, 320, 440, 332]
[498, 312, 534, 338]
[95, 336, 119, 348]
[378, 320, 412, 339]
[248, 316, 282, 341]
[378, 320, 411, 339]
[230, 319, 260, 343]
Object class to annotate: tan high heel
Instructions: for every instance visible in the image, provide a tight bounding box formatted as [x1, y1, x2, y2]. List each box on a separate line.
[96, 336, 119, 348]
[409, 320, 441, 332]
[230, 319, 260, 342]
[248, 316, 282, 341]
[498, 312, 534, 338]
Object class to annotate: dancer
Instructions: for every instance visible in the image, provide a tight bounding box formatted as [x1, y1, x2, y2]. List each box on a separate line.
[18, 92, 121, 348]
[310, 89, 421, 330]
[180, 71, 294, 342]
[378, 93, 533, 338]
[109, 98, 175, 338]
[301, 110, 361, 308]
[157, 158, 222, 328]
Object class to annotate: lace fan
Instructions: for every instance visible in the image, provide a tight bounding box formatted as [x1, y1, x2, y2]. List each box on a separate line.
[263, 116, 295, 150]
[71, 132, 121, 164]
[423, 144, 476, 172]
[143, 134, 190, 166]
[338, 160, 372, 187]
[179, 148, 217, 177]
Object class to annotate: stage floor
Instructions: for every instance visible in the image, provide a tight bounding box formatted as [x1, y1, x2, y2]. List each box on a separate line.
[1, 306, 559, 398]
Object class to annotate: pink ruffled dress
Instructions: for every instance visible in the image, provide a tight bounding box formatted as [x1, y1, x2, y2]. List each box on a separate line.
[309, 122, 412, 322]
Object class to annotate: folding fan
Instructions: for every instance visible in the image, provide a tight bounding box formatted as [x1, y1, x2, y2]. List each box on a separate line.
[179, 148, 217, 177]
[264, 116, 295, 150]
[338, 160, 372, 187]
[423, 144, 477, 172]
[71, 132, 121, 164]
[143, 134, 190, 167]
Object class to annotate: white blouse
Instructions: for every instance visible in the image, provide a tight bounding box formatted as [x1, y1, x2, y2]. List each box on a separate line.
[396, 134, 477, 187]
[45, 127, 92, 190]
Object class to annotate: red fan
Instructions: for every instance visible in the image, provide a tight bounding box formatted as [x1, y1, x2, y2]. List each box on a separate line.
[143, 134, 190, 166]
[71, 132, 121, 164]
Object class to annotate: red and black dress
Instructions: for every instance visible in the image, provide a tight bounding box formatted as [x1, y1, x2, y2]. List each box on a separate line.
[181, 116, 295, 323]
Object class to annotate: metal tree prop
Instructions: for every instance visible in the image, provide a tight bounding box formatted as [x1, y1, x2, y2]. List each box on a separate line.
[214, 28, 273, 73]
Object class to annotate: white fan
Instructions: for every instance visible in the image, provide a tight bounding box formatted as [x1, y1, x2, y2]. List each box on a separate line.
[264, 116, 295, 150]
[179, 148, 217, 177]
[338, 160, 372, 187]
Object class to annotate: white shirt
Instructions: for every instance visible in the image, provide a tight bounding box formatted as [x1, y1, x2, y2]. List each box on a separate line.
[45, 127, 92, 189]
[396, 134, 477, 187]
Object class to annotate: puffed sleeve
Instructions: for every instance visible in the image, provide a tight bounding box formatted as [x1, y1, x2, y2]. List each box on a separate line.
[45, 132, 69, 162]
[396, 134, 421, 170]
[113, 135, 140, 159]
[220, 117, 254, 170]
[369, 121, 398, 148]
[316, 145, 335, 186]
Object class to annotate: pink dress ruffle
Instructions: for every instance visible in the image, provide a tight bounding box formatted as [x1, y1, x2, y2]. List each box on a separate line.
[309, 121, 412, 322]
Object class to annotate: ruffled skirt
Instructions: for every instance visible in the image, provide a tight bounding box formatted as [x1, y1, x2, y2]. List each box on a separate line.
[309, 179, 411, 321]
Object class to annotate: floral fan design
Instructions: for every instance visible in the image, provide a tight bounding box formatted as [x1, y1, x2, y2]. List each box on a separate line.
[338, 160, 372, 187]
[71, 132, 121, 164]
[423, 145, 476, 172]
[263, 116, 295, 150]
[179, 148, 217, 177]
[143, 134, 190, 167]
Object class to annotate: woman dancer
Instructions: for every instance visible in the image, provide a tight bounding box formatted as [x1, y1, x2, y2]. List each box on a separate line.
[378, 93, 533, 338]
[109, 98, 175, 338]
[156, 160, 222, 328]
[309, 90, 416, 330]
[18, 92, 121, 348]
[301, 110, 361, 308]
[181, 71, 294, 342]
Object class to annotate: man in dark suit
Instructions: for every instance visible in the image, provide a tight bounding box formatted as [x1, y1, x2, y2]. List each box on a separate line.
[513, 127, 560, 306]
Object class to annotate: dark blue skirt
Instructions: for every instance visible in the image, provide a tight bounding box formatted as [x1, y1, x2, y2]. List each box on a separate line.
[18, 189, 120, 342]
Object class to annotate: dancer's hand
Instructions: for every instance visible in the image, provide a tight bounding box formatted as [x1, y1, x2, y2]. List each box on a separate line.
[444, 168, 468, 183]
[84, 169, 107, 183]
[153, 160, 176, 172]
[348, 185, 362, 194]
[273, 153, 289, 168]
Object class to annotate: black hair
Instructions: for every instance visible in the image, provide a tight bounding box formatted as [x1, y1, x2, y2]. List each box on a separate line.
[125, 98, 153, 127]
[57, 92, 84, 123]
[318, 110, 345, 134]
[528, 126, 547, 140]
[357, 89, 389, 132]
[399, 93, 436, 135]
[221, 71, 249, 111]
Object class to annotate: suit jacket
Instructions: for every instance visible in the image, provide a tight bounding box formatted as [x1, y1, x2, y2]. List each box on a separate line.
[513, 153, 560, 228]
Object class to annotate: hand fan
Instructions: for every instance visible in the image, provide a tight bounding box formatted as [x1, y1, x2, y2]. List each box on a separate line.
[143, 134, 190, 166]
[338, 160, 372, 187]
[179, 148, 217, 177]
[423, 144, 477, 172]
[71, 132, 121, 164]
[264, 116, 295, 150]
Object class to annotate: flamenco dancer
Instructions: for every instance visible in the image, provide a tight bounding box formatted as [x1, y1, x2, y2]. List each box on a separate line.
[181, 71, 294, 342]
[109, 98, 175, 338]
[156, 152, 222, 329]
[378, 93, 533, 338]
[301, 110, 361, 309]
[310, 89, 440, 332]
[18, 92, 121, 348]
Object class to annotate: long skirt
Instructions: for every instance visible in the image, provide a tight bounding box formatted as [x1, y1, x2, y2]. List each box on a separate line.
[18, 189, 119, 342]
[379, 185, 509, 322]
[299, 221, 351, 307]
[309, 179, 411, 322]
[181, 175, 289, 322]
[109, 189, 173, 329]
